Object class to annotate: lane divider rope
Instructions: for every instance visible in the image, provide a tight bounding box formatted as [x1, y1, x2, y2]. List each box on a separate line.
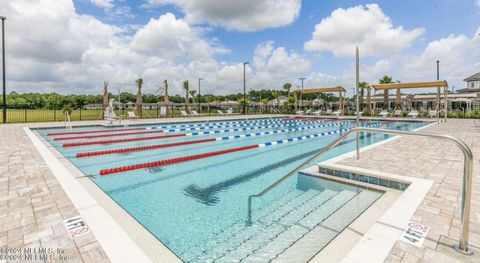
[98, 122, 380, 175]
[75, 121, 351, 157]
[53, 129, 165, 141]
[47, 127, 145, 136]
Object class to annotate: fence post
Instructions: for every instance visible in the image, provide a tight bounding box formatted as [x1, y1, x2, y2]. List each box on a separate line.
[24, 108, 27, 122]
[53, 104, 56, 121]
[80, 107, 82, 121]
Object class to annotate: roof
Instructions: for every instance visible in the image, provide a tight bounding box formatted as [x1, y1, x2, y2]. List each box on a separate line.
[298, 86, 345, 94]
[371, 81, 448, 90]
[464, 72, 480, 82]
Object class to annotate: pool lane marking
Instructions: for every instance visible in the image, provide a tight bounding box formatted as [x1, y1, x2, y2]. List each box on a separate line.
[62, 119, 339, 147]
[75, 121, 351, 157]
[145, 118, 298, 130]
[47, 127, 146, 136]
[48, 118, 294, 137]
[53, 129, 166, 141]
[146, 118, 325, 132]
[98, 122, 381, 175]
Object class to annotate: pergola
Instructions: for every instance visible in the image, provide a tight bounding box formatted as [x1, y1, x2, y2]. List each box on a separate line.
[298, 86, 346, 115]
[371, 80, 449, 121]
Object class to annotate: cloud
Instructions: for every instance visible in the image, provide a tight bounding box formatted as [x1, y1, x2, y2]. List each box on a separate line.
[90, 0, 114, 9]
[477, 0, 480, 7]
[304, 4, 424, 57]
[144, 0, 301, 31]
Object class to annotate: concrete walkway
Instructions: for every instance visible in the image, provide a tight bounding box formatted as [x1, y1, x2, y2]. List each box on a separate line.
[335, 119, 480, 262]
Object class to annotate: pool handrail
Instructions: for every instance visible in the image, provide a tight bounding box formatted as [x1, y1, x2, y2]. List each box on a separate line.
[246, 127, 473, 255]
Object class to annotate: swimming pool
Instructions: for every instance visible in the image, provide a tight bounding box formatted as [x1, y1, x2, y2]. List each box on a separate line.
[35, 117, 427, 262]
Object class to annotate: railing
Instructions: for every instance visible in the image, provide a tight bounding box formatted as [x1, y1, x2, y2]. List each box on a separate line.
[64, 111, 71, 129]
[247, 127, 474, 255]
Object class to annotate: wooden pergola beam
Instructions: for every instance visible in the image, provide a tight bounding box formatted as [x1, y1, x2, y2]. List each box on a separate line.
[298, 86, 346, 94]
[371, 80, 448, 90]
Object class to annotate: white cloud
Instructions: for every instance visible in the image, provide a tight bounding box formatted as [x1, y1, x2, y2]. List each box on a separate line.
[144, 0, 301, 31]
[304, 4, 424, 57]
[477, 0, 480, 7]
[90, 0, 114, 9]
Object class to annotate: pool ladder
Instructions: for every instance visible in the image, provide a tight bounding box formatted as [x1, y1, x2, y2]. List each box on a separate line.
[247, 127, 474, 255]
[64, 111, 72, 129]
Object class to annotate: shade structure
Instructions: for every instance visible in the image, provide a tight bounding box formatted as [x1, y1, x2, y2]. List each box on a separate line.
[372, 80, 449, 122]
[298, 86, 346, 115]
[371, 80, 448, 90]
[298, 86, 346, 94]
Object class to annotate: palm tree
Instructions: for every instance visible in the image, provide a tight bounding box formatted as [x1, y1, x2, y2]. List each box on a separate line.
[282, 83, 292, 98]
[135, 78, 143, 116]
[379, 75, 393, 110]
[183, 80, 190, 113]
[189, 90, 197, 104]
[359, 81, 369, 111]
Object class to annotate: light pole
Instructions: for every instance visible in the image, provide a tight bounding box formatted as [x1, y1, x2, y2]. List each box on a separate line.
[299, 77, 306, 109]
[243, 62, 249, 115]
[1, 16, 6, 123]
[198, 78, 203, 112]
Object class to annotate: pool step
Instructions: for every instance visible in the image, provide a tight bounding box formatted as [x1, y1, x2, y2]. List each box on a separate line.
[215, 190, 357, 263]
[271, 190, 381, 263]
[183, 188, 306, 260]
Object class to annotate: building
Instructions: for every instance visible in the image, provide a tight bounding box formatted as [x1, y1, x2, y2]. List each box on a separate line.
[458, 72, 480, 92]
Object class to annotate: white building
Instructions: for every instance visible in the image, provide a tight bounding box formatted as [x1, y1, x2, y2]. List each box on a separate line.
[462, 72, 480, 90]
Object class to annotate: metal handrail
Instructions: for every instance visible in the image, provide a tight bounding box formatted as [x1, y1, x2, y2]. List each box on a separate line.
[246, 127, 473, 255]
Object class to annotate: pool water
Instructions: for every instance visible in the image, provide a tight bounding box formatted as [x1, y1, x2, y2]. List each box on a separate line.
[36, 117, 426, 262]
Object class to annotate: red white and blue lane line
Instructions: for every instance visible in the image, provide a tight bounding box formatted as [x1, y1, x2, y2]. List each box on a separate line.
[47, 127, 145, 136]
[75, 121, 351, 157]
[98, 122, 381, 175]
[62, 120, 342, 147]
[146, 118, 325, 132]
[53, 129, 166, 141]
[145, 118, 295, 129]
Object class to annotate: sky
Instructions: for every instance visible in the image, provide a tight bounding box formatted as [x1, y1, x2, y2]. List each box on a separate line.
[1, 0, 480, 96]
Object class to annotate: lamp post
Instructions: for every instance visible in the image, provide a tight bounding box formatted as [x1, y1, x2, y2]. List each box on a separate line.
[299, 77, 306, 109]
[198, 78, 203, 112]
[243, 62, 249, 115]
[1, 16, 6, 123]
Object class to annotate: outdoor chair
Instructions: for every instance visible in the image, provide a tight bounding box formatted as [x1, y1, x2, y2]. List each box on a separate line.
[429, 110, 437, 118]
[295, 110, 304, 115]
[191, 110, 205, 117]
[325, 109, 332, 115]
[217, 110, 225, 115]
[312, 110, 321, 116]
[393, 110, 402, 117]
[127, 111, 138, 119]
[407, 110, 419, 118]
[332, 110, 341, 117]
[181, 110, 190, 117]
[378, 110, 389, 117]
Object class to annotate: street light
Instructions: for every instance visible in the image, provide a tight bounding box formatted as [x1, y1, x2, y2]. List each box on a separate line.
[243, 62, 249, 115]
[299, 77, 306, 108]
[1, 16, 6, 123]
[198, 78, 203, 112]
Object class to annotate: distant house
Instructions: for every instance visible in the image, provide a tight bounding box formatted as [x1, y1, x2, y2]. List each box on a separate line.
[457, 72, 480, 93]
[267, 96, 288, 106]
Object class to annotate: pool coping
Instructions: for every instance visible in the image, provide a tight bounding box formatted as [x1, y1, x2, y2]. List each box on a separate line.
[24, 116, 435, 263]
[302, 121, 437, 263]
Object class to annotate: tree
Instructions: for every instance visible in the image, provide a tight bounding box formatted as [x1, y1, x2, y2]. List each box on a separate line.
[358, 81, 369, 111]
[379, 75, 393, 110]
[135, 78, 143, 116]
[282, 83, 292, 98]
[183, 80, 190, 113]
[189, 90, 197, 104]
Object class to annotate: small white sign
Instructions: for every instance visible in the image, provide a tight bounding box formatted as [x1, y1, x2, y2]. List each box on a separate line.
[64, 215, 90, 239]
[400, 221, 428, 247]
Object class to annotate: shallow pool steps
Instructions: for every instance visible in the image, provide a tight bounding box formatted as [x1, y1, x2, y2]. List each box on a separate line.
[214, 190, 357, 263]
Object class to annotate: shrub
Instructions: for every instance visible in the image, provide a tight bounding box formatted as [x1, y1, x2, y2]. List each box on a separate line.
[61, 104, 73, 115]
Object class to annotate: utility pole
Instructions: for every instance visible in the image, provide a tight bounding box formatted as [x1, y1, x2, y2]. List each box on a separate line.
[299, 77, 306, 109]
[198, 78, 203, 112]
[243, 62, 249, 115]
[1, 16, 6, 123]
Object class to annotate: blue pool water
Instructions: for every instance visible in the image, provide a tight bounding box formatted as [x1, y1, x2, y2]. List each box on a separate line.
[36, 118, 427, 262]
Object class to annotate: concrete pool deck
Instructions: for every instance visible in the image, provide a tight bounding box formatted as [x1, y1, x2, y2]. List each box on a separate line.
[0, 116, 479, 262]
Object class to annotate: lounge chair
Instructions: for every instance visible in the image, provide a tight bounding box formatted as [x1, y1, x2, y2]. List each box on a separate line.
[181, 110, 190, 117]
[127, 111, 138, 119]
[407, 110, 419, 118]
[226, 108, 239, 115]
[393, 110, 402, 117]
[191, 110, 205, 117]
[295, 110, 304, 115]
[217, 110, 225, 115]
[305, 109, 312, 115]
[332, 110, 341, 117]
[325, 109, 332, 115]
[429, 110, 437, 118]
[379, 110, 389, 118]
[312, 110, 322, 116]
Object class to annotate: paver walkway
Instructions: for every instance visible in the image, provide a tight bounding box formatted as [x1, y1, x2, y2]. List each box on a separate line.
[336, 119, 480, 262]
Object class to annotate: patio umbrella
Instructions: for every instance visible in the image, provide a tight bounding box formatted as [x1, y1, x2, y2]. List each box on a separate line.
[102, 81, 109, 109]
[366, 87, 372, 114]
[395, 88, 403, 110]
[135, 79, 143, 116]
